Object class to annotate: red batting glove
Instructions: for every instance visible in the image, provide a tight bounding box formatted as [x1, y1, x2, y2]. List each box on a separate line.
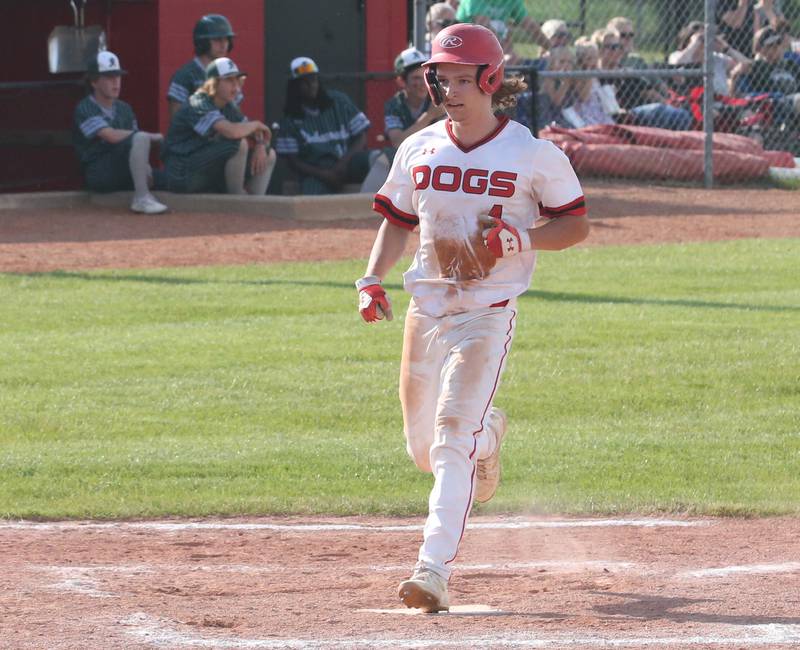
[479, 215, 532, 259]
[355, 276, 393, 323]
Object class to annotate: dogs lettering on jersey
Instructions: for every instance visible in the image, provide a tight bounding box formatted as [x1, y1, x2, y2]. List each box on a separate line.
[412, 165, 516, 198]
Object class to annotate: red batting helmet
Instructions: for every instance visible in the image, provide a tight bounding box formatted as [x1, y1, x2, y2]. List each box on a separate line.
[422, 23, 505, 104]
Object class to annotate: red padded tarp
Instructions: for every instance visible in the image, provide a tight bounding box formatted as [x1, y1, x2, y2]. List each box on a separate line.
[540, 125, 795, 183]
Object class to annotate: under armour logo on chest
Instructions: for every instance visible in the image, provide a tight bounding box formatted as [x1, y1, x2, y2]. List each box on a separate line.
[422, 147, 436, 155]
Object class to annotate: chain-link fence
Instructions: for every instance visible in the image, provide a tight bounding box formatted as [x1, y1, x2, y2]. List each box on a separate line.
[413, 0, 800, 185]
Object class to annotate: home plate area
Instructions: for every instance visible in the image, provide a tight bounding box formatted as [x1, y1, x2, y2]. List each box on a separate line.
[2, 516, 800, 648]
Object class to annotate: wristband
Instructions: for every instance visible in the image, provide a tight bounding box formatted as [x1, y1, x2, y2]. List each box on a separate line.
[355, 275, 381, 291]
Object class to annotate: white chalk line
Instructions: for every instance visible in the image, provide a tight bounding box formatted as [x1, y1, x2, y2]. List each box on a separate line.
[679, 562, 800, 578]
[36, 559, 800, 602]
[0, 517, 708, 533]
[120, 613, 800, 648]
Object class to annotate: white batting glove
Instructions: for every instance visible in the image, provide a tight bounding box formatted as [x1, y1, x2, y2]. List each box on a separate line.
[479, 214, 532, 259]
[355, 275, 393, 323]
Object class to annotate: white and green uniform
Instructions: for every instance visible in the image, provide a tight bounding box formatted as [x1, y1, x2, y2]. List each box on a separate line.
[72, 95, 138, 192]
[168, 58, 244, 107]
[162, 91, 246, 193]
[384, 90, 432, 134]
[275, 90, 371, 194]
[167, 58, 207, 106]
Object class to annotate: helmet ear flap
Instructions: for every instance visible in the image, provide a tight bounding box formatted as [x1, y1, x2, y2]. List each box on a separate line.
[477, 62, 505, 94]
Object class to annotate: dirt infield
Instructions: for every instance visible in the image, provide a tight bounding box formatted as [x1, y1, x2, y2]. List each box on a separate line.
[0, 183, 799, 273]
[1, 183, 799, 648]
[2, 516, 800, 648]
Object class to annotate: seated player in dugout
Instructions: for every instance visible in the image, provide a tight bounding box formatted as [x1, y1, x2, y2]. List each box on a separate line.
[274, 57, 373, 195]
[360, 47, 446, 193]
[167, 14, 241, 117]
[161, 57, 275, 195]
[72, 51, 168, 214]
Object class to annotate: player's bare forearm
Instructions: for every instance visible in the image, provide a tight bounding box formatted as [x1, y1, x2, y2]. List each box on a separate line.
[365, 219, 411, 280]
[97, 128, 135, 144]
[339, 133, 367, 167]
[529, 215, 590, 251]
[214, 119, 270, 141]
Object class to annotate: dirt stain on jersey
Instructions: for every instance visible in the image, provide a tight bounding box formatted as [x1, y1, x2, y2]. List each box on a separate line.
[432, 214, 496, 282]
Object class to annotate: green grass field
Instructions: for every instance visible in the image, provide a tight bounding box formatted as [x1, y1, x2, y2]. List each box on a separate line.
[1, 238, 799, 520]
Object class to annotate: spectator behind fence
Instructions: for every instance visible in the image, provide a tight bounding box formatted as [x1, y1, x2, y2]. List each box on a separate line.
[516, 45, 575, 130]
[608, 16, 693, 117]
[162, 58, 274, 195]
[72, 51, 167, 214]
[561, 38, 617, 127]
[360, 47, 445, 193]
[456, 0, 552, 52]
[540, 20, 573, 55]
[594, 28, 693, 130]
[167, 14, 240, 117]
[716, 0, 756, 57]
[425, 3, 458, 56]
[669, 21, 751, 97]
[275, 57, 372, 195]
[734, 26, 800, 113]
[607, 17, 646, 69]
[754, 0, 786, 34]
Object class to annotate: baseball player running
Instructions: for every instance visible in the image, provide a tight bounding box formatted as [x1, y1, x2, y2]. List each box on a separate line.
[355, 24, 589, 613]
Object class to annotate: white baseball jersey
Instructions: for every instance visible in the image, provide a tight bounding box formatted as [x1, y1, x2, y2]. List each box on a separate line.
[374, 115, 585, 317]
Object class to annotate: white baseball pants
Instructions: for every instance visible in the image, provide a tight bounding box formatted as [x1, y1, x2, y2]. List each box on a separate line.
[399, 298, 517, 580]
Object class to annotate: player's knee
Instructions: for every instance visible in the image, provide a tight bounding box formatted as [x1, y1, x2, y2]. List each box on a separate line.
[236, 138, 248, 155]
[406, 439, 432, 473]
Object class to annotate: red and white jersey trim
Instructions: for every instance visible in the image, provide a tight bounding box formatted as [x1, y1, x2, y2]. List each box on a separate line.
[538, 195, 587, 218]
[445, 115, 511, 153]
[373, 194, 419, 231]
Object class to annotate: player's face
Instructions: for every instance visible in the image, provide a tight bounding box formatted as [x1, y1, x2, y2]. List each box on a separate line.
[298, 75, 319, 102]
[434, 63, 489, 121]
[404, 68, 427, 103]
[600, 37, 623, 67]
[216, 76, 241, 103]
[210, 37, 230, 58]
[92, 74, 121, 100]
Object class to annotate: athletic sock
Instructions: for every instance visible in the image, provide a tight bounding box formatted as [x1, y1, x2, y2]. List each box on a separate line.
[224, 139, 249, 195]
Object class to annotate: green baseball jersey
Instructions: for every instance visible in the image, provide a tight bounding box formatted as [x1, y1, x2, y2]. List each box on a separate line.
[274, 90, 370, 165]
[384, 90, 431, 134]
[456, 0, 527, 23]
[168, 58, 245, 107]
[163, 91, 245, 158]
[72, 95, 138, 165]
[167, 58, 207, 105]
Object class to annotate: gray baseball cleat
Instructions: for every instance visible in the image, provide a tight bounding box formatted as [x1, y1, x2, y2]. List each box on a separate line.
[398, 566, 449, 613]
[475, 407, 507, 503]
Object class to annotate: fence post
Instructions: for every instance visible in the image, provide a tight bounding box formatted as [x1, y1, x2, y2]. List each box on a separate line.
[703, 0, 716, 188]
[413, 0, 427, 52]
[529, 67, 539, 138]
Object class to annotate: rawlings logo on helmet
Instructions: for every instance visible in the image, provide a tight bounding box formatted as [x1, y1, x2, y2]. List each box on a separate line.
[439, 35, 463, 48]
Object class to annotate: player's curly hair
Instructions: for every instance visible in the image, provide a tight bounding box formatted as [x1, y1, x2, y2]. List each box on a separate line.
[491, 75, 528, 111]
